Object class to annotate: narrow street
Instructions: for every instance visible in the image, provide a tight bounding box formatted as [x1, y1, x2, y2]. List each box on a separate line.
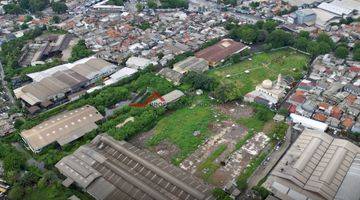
[0, 62, 16, 105]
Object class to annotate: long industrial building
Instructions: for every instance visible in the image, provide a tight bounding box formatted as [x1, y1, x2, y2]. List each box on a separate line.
[264, 129, 360, 200]
[14, 56, 117, 113]
[21, 105, 103, 153]
[56, 134, 215, 200]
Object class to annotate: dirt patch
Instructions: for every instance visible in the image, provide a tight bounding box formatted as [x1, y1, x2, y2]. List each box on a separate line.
[130, 129, 181, 162]
[262, 121, 276, 134]
[216, 102, 253, 120]
[180, 120, 247, 175]
[210, 132, 270, 187]
[129, 128, 155, 148]
[152, 140, 181, 161]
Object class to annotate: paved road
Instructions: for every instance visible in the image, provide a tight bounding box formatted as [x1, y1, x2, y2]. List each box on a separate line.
[247, 127, 292, 188]
[0, 61, 16, 105]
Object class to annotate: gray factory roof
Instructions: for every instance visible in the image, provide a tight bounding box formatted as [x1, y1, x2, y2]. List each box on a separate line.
[265, 129, 360, 200]
[56, 134, 214, 200]
[173, 56, 209, 74]
[21, 105, 103, 153]
[335, 154, 360, 200]
[14, 57, 117, 106]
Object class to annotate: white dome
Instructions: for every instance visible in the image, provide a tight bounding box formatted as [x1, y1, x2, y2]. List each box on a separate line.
[262, 79, 273, 89]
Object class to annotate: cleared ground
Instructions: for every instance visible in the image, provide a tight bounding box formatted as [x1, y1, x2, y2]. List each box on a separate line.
[208, 49, 309, 96]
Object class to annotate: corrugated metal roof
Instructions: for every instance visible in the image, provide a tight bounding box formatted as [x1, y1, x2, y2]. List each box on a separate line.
[21, 105, 103, 152]
[55, 134, 215, 200]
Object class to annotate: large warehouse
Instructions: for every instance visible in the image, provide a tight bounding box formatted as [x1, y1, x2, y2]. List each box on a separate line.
[56, 134, 214, 200]
[21, 105, 103, 153]
[14, 56, 118, 113]
[264, 129, 360, 200]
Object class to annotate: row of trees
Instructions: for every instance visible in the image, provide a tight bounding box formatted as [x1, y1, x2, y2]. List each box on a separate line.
[159, 0, 188, 8]
[227, 19, 356, 59]
[4, 0, 67, 14]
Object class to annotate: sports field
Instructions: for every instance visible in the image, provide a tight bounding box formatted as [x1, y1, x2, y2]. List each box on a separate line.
[208, 48, 309, 96]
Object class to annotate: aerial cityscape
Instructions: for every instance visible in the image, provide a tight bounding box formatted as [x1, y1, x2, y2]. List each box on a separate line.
[0, 0, 359, 199]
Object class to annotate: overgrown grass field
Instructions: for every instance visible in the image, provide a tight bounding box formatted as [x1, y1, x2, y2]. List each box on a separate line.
[147, 103, 215, 165]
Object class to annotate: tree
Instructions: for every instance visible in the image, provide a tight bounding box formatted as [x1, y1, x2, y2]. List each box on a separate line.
[147, 0, 158, 9]
[317, 33, 335, 50]
[69, 40, 93, 62]
[298, 30, 310, 39]
[267, 29, 293, 48]
[335, 46, 349, 59]
[249, 1, 259, 9]
[256, 30, 268, 43]
[306, 41, 321, 57]
[354, 49, 360, 61]
[51, 1, 68, 14]
[214, 82, 239, 102]
[8, 185, 24, 200]
[353, 42, 360, 61]
[294, 37, 309, 51]
[19, 0, 30, 10]
[29, 0, 49, 12]
[108, 0, 124, 6]
[136, 3, 144, 12]
[24, 15, 33, 23]
[230, 25, 258, 43]
[20, 23, 29, 30]
[160, 0, 188, 8]
[212, 188, 232, 200]
[51, 15, 61, 24]
[318, 41, 331, 55]
[263, 20, 278, 32]
[3, 4, 24, 14]
[218, 0, 237, 6]
[182, 72, 217, 91]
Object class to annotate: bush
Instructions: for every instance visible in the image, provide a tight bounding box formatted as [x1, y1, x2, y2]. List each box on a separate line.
[253, 186, 270, 200]
[212, 188, 232, 200]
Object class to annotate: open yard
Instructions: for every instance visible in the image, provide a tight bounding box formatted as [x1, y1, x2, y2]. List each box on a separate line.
[208, 48, 310, 96]
[146, 100, 217, 165]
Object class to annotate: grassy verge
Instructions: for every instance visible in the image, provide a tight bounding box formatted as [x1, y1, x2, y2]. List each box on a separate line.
[235, 130, 255, 150]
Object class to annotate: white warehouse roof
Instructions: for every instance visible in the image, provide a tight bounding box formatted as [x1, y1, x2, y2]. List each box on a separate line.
[104, 67, 138, 86]
[290, 113, 328, 132]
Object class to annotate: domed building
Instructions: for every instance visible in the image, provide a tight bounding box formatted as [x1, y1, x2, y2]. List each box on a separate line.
[244, 74, 287, 106]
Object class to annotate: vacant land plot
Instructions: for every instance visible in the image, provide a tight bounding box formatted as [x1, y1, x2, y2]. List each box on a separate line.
[147, 104, 216, 165]
[208, 49, 309, 96]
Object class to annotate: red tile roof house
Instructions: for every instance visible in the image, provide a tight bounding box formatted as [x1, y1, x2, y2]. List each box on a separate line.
[331, 106, 343, 119]
[195, 39, 249, 67]
[341, 117, 354, 130]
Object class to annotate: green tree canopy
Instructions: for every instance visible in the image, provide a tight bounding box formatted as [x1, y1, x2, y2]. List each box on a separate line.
[51, 1, 68, 14]
[335, 46, 349, 59]
[108, 0, 124, 6]
[267, 29, 294, 48]
[147, 0, 158, 9]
